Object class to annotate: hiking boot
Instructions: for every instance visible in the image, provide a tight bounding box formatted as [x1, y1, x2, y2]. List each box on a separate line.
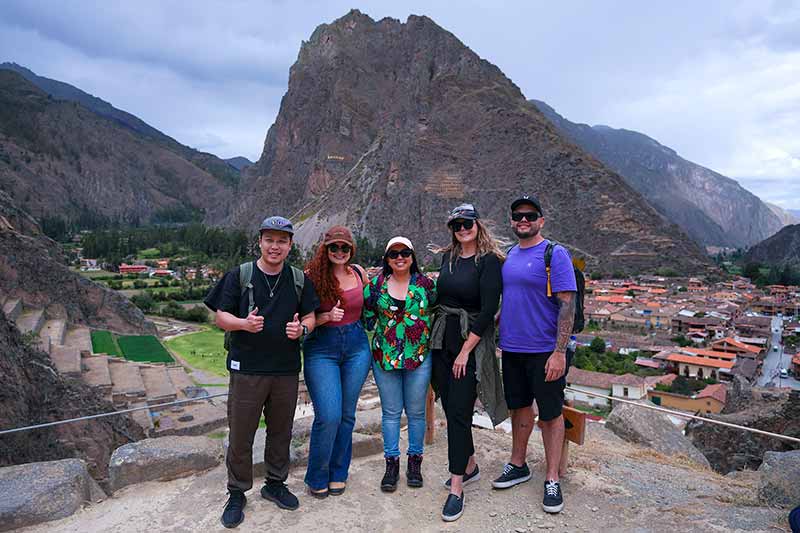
[407, 454, 424, 488]
[381, 456, 400, 492]
[441, 492, 465, 522]
[542, 479, 564, 514]
[220, 490, 246, 528]
[491, 462, 531, 489]
[261, 480, 299, 510]
[444, 464, 480, 489]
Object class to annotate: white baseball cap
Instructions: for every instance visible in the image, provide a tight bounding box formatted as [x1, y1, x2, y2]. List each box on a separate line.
[385, 236, 414, 252]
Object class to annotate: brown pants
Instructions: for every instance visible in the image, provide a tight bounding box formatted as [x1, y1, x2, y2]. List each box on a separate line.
[226, 372, 299, 492]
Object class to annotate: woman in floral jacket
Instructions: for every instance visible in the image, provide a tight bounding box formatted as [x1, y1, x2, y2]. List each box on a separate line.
[363, 236, 436, 493]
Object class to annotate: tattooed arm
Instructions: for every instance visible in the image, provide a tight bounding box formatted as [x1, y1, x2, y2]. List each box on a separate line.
[544, 291, 576, 381]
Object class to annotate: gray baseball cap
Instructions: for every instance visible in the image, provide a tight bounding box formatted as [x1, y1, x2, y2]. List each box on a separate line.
[259, 216, 294, 235]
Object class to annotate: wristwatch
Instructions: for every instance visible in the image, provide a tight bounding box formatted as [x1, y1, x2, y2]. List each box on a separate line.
[301, 324, 309, 337]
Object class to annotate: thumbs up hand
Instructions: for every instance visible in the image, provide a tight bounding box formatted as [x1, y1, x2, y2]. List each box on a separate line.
[286, 312, 303, 340]
[330, 299, 345, 323]
[242, 307, 264, 333]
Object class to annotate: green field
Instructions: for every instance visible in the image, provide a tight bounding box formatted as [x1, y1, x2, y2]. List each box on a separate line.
[90, 330, 121, 356]
[165, 327, 228, 377]
[118, 335, 174, 363]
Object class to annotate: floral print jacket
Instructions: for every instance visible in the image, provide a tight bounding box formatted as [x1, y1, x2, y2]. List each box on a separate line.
[363, 272, 437, 371]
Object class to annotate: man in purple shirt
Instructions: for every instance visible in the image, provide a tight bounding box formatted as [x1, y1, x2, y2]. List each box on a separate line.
[493, 195, 577, 515]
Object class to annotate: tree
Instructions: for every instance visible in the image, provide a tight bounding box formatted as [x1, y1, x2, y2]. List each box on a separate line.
[590, 337, 606, 353]
[742, 262, 762, 280]
[130, 292, 155, 313]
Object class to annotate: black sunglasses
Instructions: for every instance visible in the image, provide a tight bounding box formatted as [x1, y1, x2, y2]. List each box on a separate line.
[327, 243, 352, 254]
[511, 211, 541, 222]
[386, 248, 413, 260]
[449, 219, 475, 232]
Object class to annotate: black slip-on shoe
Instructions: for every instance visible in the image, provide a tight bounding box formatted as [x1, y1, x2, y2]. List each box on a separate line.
[441, 492, 464, 522]
[444, 465, 481, 489]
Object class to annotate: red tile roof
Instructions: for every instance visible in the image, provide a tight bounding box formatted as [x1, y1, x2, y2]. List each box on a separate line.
[682, 348, 737, 361]
[712, 337, 761, 354]
[666, 354, 735, 369]
[697, 383, 727, 404]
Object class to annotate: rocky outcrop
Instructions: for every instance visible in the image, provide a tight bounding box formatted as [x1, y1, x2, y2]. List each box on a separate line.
[757, 450, 800, 508]
[532, 100, 784, 249]
[235, 10, 711, 275]
[0, 69, 234, 226]
[109, 436, 222, 492]
[686, 389, 800, 473]
[0, 459, 105, 532]
[606, 401, 710, 468]
[742, 223, 800, 267]
[0, 313, 145, 480]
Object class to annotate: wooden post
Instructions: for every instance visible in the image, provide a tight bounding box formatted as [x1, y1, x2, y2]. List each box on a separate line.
[425, 385, 435, 444]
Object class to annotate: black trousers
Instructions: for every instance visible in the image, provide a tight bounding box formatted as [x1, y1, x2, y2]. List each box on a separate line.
[432, 320, 477, 475]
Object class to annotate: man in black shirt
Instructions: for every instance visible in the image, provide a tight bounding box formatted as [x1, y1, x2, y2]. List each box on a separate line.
[204, 216, 319, 529]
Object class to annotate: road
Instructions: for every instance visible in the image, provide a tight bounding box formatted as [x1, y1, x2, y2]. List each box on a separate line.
[756, 315, 800, 389]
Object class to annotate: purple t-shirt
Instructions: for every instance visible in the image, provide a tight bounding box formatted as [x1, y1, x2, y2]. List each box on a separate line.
[499, 240, 577, 353]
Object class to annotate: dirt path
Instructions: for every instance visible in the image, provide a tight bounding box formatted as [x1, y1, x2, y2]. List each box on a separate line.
[18, 423, 787, 533]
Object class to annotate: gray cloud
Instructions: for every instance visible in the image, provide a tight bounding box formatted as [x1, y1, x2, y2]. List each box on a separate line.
[1, 0, 797, 207]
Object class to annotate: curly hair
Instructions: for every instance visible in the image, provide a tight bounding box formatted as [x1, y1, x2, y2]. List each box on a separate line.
[304, 240, 357, 304]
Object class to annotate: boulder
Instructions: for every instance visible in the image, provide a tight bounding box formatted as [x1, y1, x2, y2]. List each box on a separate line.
[606, 402, 710, 468]
[109, 436, 222, 492]
[757, 450, 800, 508]
[0, 459, 105, 532]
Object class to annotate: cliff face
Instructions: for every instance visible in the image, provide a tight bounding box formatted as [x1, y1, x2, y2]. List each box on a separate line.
[0, 70, 233, 226]
[0, 312, 145, 480]
[531, 100, 784, 249]
[236, 10, 711, 274]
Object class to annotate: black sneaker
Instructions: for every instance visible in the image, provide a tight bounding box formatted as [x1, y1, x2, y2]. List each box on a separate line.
[542, 479, 564, 513]
[441, 492, 465, 522]
[407, 454, 424, 488]
[220, 490, 246, 528]
[261, 480, 299, 510]
[381, 456, 400, 492]
[491, 462, 531, 489]
[444, 465, 481, 489]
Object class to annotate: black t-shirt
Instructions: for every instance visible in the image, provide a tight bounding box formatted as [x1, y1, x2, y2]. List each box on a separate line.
[437, 252, 502, 344]
[204, 261, 320, 375]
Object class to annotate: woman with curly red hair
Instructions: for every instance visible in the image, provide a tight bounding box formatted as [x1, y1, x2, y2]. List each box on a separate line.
[302, 226, 371, 499]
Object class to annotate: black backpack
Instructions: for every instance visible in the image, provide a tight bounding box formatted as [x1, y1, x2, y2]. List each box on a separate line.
[509, 240, 586, 333]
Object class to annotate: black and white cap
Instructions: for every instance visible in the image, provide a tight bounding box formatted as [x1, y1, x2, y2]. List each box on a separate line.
[510, 195, 543, 215]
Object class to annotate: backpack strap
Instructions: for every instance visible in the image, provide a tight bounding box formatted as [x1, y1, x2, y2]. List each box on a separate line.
[544, 240, 557, 298]
[239, 261, 255, 314]
[351, 264, 366, 285]
[290, 266, 305, 307]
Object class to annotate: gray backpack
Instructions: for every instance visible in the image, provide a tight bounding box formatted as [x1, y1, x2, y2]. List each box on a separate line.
[223, 262, 305, 351]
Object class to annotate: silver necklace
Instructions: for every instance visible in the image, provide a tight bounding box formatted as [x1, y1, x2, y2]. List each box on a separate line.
[260, 264, 283, 298]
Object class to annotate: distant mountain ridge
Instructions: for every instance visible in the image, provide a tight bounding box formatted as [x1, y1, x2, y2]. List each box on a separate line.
[234, 10, 710, 274]
[531, 100, 784, 249]
[0, 62, 239, 186]
[0, 70, 232, 225]
[224, 156, 253, 171]
[742, 224, 800, 267]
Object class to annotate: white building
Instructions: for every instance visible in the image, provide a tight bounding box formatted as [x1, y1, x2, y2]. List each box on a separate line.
[565, 367, 614, 409]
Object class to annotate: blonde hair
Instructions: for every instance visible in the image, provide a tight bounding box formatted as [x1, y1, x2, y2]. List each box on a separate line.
[428, 219, 510, 272]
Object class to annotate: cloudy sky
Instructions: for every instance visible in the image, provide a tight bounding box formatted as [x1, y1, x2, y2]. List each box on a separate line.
[2, 1, 799, 208]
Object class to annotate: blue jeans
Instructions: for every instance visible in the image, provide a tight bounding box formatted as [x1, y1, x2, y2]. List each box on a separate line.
[302, 321, 372, 490]
[372, 354, 432, 458]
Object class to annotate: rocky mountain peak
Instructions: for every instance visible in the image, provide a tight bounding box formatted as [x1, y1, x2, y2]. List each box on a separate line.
[238, 11, 710, 274]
